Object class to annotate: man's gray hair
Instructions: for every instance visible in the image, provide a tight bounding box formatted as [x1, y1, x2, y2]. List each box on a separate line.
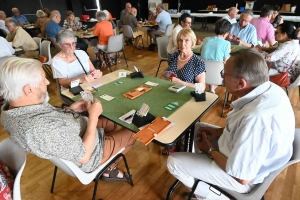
[157, 4, 165, 10]
[0, 57, 42, 101]
[241, 9, 253, 17]
[230, 48, 269, 87]
[36, 10, 45, 18]
[50, 10, 60, 19]
[56, 30, 77, 44]
[95, 11, 106, 21]
[0, 10, 5, 18]
[5, 17, 17, 26]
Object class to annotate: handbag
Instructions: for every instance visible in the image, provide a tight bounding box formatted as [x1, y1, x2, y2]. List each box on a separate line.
[38, 55, 48, 63]
[269, 53, 298, 87]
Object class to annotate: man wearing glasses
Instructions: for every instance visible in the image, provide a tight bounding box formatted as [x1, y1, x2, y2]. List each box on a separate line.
[5, 17, 38, 58]
[167, 13, 192, 54]
[120, 2, 132, 26]
[46, 10, 87, 52]
[167, 49, 294, 200]
[0, 57, 136, 181]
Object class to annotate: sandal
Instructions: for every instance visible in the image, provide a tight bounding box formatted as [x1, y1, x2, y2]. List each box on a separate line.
[162, 146, 176, 155]
[101, 168, 129, 182]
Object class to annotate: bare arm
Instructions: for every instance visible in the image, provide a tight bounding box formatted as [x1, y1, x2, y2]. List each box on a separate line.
[171, 72, 205, 88]
[78, 99, 103, 164]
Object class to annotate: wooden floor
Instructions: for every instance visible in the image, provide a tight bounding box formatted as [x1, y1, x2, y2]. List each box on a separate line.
[0, 25, 300, 200]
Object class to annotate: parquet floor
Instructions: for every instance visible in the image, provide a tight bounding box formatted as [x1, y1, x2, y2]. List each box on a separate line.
[0, 23, 299, 200]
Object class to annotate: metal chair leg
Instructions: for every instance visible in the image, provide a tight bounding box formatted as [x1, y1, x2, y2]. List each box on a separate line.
[188, 179, 200, 200]
[166, 179, 180, 200]
[285, 87, 289, 96]
[156, 60, 163, 77]
[121, 154, 134, 186]
[221, 91, 229, 117]
[50, 166, 58, 193]
[122, 50, 129, 69]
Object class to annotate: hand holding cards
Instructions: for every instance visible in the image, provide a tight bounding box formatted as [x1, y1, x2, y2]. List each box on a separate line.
[90, 70, 102, 78]
[80, 91, 94, 103]
[163, 71, 177, 79]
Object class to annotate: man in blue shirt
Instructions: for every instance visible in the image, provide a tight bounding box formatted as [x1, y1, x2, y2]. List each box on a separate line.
[229, 9, 257, 47]
[11, 8, 28, 27]
[46, 10, 87, 52]
[148, 4, 172, 43]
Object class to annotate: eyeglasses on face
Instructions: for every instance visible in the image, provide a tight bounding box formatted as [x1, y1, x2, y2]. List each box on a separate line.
[220, 69, 240, 79]
[62, 42, 76, 48]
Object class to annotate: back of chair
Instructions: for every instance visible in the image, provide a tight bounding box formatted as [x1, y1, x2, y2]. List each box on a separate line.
[107, 34, 124, 53]
[287, 73, 300, 89]
[40, 40, 52, 65]
[0, 138, 26, 200]
[157, 36, 169, 60]
[32, 37, 42, 53]
[0, 29, 7, 38]
[122, 25, 134, 39]
[204, 60, 224, 86]
[165, 24, 175, 37]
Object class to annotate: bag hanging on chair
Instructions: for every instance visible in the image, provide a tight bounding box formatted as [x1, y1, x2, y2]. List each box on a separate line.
[269, 53, 298, 87]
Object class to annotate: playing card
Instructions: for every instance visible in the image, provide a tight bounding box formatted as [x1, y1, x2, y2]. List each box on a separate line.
[80, 91, 94, 103]
[90, 70, 100, 77]
[100, 94, 115, 101]
[145, 81, 158, 86]
[163, 71, 177, 78]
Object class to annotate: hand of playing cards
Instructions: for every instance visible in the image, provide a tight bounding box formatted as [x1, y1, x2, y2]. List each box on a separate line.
[163, 71, 177, 78]
[90, 70, 102, 78]
[80, 91, 94, 103]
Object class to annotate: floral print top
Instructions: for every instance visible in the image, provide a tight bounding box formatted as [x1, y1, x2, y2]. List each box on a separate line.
[265, 39, 300, 82]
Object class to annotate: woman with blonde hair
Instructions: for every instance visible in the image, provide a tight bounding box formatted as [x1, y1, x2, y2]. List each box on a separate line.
[63, 10, 81, 31]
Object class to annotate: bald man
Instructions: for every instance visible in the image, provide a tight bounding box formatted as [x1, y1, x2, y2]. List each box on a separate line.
[45, 10, 62, 38]
[124, 7, 144, 49]
[11, 8, 28, 27]
[222, 7, 239, 24]
[120, 2, 132, 26]
[0, 10, 9, 33]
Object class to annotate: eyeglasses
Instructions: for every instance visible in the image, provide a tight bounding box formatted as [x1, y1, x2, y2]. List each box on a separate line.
[220, 69, 240, 79]
[53, 107, 80, 118]
[62, 42, 76, 48]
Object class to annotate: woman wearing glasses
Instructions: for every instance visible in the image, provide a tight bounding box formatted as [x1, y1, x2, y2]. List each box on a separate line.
[51, 30, 102, 91]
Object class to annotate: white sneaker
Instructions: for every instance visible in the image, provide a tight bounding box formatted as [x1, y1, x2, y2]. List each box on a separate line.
[209, 89, 215, 94]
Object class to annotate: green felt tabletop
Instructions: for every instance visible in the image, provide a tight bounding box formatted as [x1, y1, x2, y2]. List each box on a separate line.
[72, 75, 195, 132]
[193, 45, 249, 55]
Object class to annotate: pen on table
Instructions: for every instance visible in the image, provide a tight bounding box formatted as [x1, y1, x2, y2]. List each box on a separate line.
[92, 87, 98, 91]
[124, 114, 134, 120]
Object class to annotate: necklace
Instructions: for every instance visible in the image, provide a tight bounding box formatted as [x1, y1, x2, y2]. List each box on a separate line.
[178, 53, 193, 62]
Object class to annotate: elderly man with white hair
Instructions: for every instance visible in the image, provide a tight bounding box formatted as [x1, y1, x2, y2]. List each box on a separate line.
[222, 7, 239, 24]
[5, 17, 38, 58]
[11, 7, 29, 27]
[0, 57, 136, 181]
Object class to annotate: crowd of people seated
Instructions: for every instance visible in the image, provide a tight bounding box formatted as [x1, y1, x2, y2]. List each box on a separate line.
[0, 2, 300, 200]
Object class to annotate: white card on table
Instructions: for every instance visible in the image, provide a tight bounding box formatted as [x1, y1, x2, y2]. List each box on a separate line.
[118, 71, 127, 77]
[100, 94, 115, 101]
[70, 79, 80, 88]
[145, 81, 158, 86]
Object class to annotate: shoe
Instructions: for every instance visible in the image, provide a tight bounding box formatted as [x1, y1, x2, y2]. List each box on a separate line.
[101, 168, 130, 182]
[182, 192, 197, 200]
[162, 146, 176, 155]
[209, 89, 215, 94]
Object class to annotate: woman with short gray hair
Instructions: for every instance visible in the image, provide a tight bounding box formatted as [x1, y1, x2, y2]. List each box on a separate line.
[51, 30, 102, 91]
[34, 10, 50, 38]
[93, 11, 114, 67]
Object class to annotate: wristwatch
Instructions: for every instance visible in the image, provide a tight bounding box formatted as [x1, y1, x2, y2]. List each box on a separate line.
[207, 147, 217, 159]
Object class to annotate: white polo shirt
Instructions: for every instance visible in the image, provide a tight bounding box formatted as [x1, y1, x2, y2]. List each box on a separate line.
[222, 14, 237, 24]
[218, 81, 295, 184]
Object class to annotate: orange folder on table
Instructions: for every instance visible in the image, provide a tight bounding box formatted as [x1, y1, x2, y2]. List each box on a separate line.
[133, 117, 173, 145]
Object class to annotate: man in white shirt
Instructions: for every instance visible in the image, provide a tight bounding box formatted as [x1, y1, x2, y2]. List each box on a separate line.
[167, 13, 192, 54]
[148, 4, 172, 43]
[167, 48, 295, 200]
[0, 37, 15, 66]
[222, 7, 239, 24]
[0, 11, 9, 34]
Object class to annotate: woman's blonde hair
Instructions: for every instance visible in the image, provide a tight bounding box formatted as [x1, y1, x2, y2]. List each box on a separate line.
[177, 28, 197, 48]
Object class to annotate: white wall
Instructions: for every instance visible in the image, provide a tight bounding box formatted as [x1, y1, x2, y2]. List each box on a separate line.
[148, 0, 162, 8]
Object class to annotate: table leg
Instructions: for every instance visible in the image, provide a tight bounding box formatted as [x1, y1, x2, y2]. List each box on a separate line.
[166, 179, 180, 200]
[199, 17, 208, 30]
